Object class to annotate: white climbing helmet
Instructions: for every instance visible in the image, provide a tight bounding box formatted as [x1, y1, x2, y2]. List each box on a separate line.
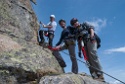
[50, 15, 55, 18]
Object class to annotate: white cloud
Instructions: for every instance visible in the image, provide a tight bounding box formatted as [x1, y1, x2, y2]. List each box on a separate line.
[104, 69, 125, 84]
[105, 46, 125, 54]
[86, 18, 107, 33]
[109, 80, 123, 84]
[113, 16, 116, 20]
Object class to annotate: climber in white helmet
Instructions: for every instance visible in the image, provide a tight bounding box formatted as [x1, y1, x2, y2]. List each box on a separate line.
[39, 14, 57, 47]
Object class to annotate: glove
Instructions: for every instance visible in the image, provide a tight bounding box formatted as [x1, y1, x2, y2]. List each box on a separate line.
[48, 46, 60, 51]
[42, 24, 46, 28]
[78, 52, 82, 58]
[40, 21, 42, 24]
[52, 47, 60, 51]
[48, 46, 52, 49]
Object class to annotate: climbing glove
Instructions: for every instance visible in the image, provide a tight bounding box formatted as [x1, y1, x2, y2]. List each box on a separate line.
[78, 52, 82, 58]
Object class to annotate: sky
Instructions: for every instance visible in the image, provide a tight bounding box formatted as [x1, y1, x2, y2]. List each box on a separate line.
[32, 0, 125, 83]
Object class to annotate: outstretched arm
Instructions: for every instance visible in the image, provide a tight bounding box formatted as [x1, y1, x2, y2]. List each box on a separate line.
[44, 22, 57, 29]
[43, 25, 53, 28]
[40, 21, 53, 28]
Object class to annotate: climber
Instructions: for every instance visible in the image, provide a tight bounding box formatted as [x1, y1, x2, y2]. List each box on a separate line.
[70, 18, 105, 82]
[48, 19, 78, 74]
[39, 15, 57, 47]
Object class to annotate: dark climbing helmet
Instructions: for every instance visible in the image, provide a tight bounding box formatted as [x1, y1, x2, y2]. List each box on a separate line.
[59, 19, 66, 24]
[70, 18, 78, 26]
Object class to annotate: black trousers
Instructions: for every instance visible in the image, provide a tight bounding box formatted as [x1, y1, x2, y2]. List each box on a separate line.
[60, 43, 78, 74]
[48, 33, 54, 47]
[39, 30, 54, 46]
[52, 51, 66, 68]
[39, 30, 45, 43]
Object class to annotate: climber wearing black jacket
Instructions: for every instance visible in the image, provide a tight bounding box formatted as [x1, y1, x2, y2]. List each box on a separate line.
[49, 19, 78, 74]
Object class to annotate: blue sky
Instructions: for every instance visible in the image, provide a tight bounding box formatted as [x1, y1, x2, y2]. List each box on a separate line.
[32, 0, 125, 83]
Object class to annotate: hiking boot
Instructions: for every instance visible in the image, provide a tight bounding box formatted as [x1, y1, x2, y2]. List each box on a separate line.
[94, 75, 105, 82]
[62, 68, 65, 73]
[60, 61, 66, 68]
[98, 75, 104, 79]
[94, 78, 105, 82]
[39, 39, 45, 46]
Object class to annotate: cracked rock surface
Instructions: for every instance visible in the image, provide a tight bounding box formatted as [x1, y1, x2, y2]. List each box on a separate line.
[0, 0, 107, 84]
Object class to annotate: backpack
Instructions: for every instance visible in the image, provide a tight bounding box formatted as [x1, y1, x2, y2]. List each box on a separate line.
[82, 22, 101, 48]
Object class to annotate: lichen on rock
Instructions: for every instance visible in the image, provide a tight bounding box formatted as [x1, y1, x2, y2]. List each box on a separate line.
[0, 0, 107, 84]
[0, 0, 63, 83]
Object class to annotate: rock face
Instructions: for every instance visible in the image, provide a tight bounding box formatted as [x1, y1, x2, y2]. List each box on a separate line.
[0, 0, 107, 84]
[39, 73, 106, 84]
[0, 0, 63, 83]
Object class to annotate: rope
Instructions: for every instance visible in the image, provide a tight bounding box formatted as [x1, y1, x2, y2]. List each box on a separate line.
[61, 51, 125, 84]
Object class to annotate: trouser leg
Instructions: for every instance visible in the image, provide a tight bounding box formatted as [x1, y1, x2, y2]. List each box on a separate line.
[48, 33, 54, 47]
[39, 30, 45, 44]
[68, 45, 78, 74]
[52, 51, 66, 68]
[86, 41, 104, 79]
